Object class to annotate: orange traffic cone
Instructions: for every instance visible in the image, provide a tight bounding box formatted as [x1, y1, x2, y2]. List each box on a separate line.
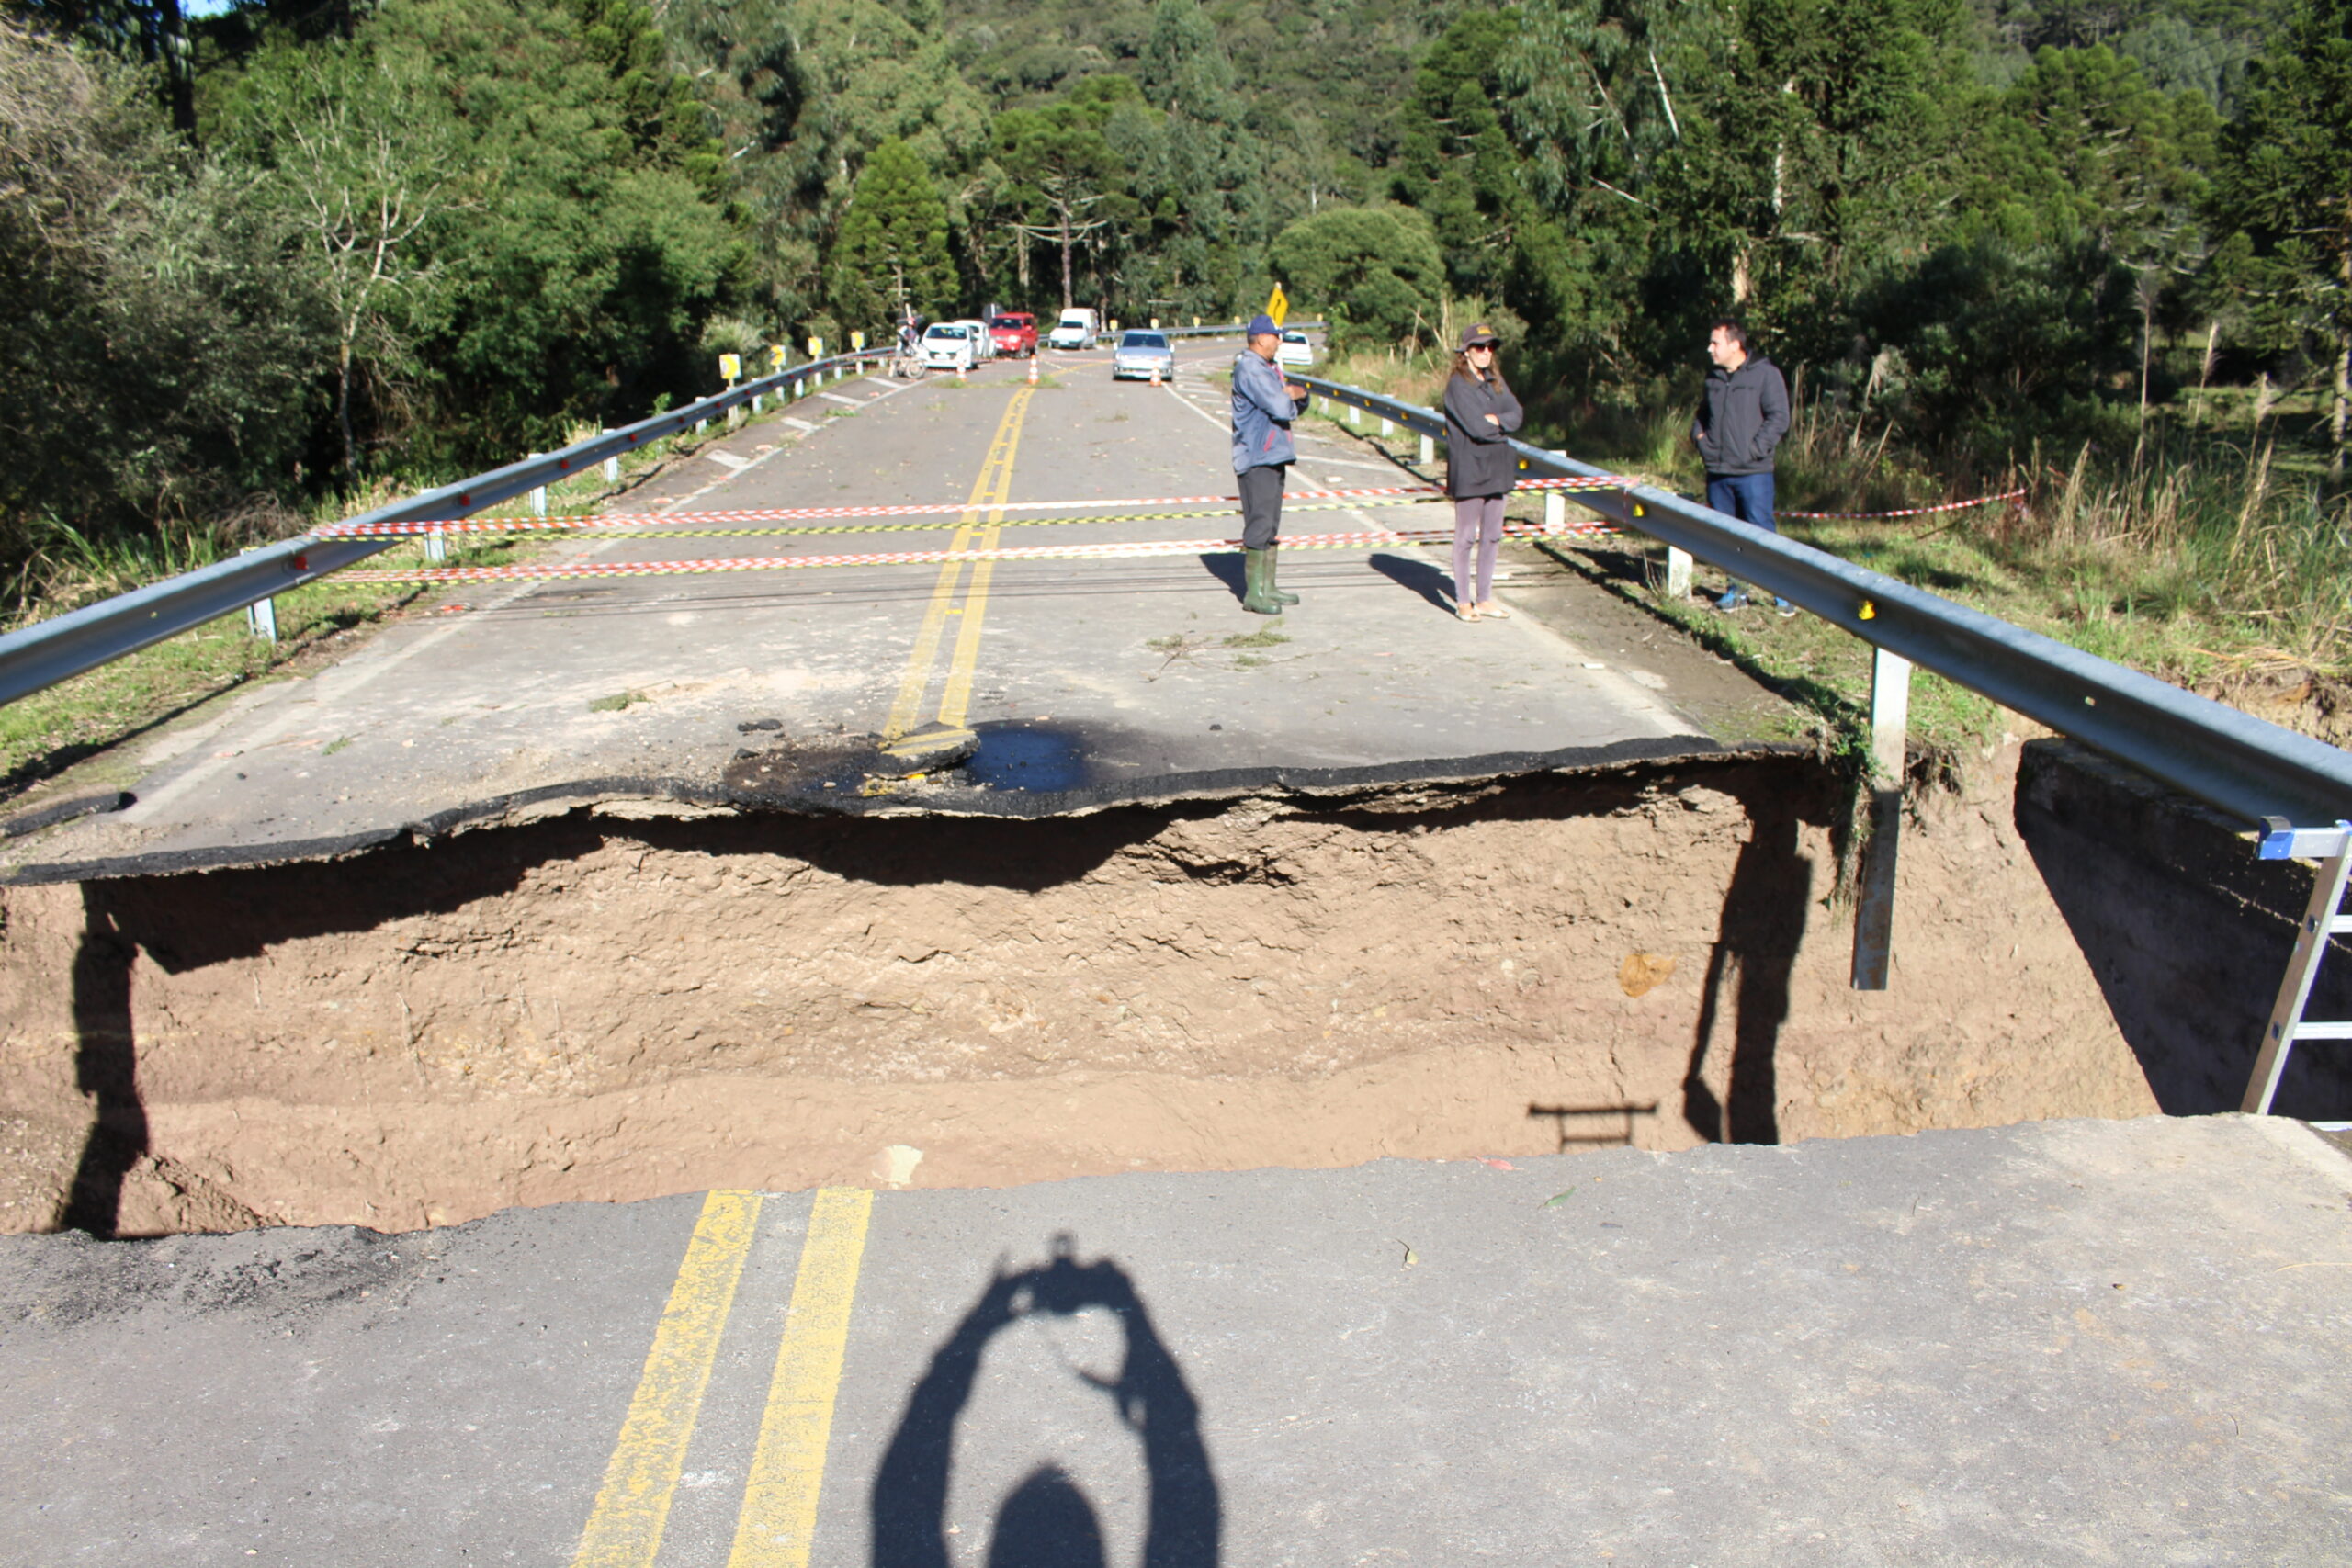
[1149, 364, 1161, 387]
[956, 359, 967, 384]
[1027, 355, 1037, 385]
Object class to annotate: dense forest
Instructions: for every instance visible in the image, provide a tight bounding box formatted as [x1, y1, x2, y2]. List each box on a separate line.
[2, 0, 2347, 595]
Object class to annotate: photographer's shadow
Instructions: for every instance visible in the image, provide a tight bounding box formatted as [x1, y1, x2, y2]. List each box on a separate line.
[870, 1237, 1219, 1568]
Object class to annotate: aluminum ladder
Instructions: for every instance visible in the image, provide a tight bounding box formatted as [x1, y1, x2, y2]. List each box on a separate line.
[2244, 819, 2352, 1114]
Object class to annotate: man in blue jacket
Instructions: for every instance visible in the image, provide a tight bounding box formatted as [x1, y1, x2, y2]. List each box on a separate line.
[1690, 318, 1794, 615]
[1230, 313, 1309, 615]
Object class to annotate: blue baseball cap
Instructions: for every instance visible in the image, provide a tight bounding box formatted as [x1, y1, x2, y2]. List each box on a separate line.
[1248, 313, 1280, 337]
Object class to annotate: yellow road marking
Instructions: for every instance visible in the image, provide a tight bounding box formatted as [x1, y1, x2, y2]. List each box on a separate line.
[571, 1190, 763, 1568]
[726, 1188, 876, 1568]
[881, 388, 1033, 739]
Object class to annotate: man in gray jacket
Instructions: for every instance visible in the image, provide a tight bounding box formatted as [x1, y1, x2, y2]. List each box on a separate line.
[1690, 318, 1793, 615]
[1230, 312, 1309, 615]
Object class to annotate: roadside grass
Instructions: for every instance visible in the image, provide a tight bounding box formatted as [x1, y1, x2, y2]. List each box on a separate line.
[1306, 342, 2352, 765]
[0, 400, 772, 803]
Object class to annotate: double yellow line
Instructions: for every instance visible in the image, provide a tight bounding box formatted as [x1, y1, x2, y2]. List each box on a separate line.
[571, 1189, 874, 1568]
[882, 386, 1034, 747]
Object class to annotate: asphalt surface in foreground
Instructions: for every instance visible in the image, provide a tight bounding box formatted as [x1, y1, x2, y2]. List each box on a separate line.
[2, 1114, 2346, 1566]
[0, 354, 1768, 881]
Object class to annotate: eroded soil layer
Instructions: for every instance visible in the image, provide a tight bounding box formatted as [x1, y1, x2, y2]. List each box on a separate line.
[0, 750, 2155, 1235]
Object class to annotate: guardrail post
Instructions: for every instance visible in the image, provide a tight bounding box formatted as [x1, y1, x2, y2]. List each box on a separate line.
[425, 526, 447, 564]
[1544, 490, 1565, 532]
[245, 593, 277, 642]
[1349, 404, 1362, 428]
[1418, 432, 1435, 466]
[603, 445, 620, 484]
[529, 483, 548, 518]
[1666, 547, 1693, 598]
[1380, 415, 1394, 436]
[1851, 646, 1913, 990]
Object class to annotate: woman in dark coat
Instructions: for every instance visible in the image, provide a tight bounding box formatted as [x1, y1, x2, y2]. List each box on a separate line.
[1442, 322, 1524, 621]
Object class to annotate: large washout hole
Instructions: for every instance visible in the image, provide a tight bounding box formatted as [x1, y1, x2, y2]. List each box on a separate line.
[0, 752, 2224, 1235]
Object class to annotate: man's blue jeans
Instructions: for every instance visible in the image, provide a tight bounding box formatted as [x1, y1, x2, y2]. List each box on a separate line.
[1706, 471, 1777, 602]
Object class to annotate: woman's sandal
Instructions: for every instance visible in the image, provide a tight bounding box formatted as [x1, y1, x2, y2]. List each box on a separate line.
[1454, 601, 1481, 623]
[1477, 601, 1511, 620]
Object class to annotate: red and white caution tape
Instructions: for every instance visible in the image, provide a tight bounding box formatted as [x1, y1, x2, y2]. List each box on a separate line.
[334, 521, 1614, 584]
[310, 475, 1631, 539]
[1778, 488, 2027, 521]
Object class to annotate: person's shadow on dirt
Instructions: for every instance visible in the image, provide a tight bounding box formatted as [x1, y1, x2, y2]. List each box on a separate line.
[869, 1237, 1219, 1568]
[1366, 551, 1454, 613]
[1683, 794, 1811, 1144]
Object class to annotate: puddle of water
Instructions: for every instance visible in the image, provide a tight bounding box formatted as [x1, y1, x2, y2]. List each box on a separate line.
[964, 721, 1094, 792]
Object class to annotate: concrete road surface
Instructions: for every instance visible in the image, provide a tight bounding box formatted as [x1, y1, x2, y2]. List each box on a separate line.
[1, 356, 1786, 881]
[1, 1114, 2346, 1566]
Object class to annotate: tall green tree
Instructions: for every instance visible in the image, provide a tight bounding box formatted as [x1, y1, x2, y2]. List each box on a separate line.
[661, 0, 987, 331]
[828, 137, 956, 332]
[989, 78, 1144, 310]
[2212, 0, 2352, 481]
[216, 35, 460, 479]
[349, 0, 741, 462]
[0, 19, 322, 562]
[1271, 205, 1445, 350]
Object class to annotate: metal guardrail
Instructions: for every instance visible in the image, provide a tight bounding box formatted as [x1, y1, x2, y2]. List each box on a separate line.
[0, 350, 882, 708]
[1297, 372, 2352, 840]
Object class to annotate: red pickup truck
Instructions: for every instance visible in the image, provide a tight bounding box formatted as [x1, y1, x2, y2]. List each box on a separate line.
[988, 312, 1038, 358]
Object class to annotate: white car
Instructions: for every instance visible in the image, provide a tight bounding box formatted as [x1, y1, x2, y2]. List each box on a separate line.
[953, 318, 997, 360]
[921, 322, 978, 372]
[1276, 329, 1315, 368]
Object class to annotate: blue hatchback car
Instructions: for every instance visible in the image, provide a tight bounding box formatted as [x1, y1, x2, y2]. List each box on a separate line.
[1111, 330, 1177, 382]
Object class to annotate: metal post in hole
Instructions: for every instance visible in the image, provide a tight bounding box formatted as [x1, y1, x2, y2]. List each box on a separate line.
[1666, 547, 1693, 597]
[1850, 646, 1912, 990]
[1418, 432, 1435, 466]
[425, 526, 447, 563]
[246, 594, 277, 642]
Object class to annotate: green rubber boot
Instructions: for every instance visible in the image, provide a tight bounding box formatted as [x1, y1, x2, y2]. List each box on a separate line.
[1240, 547, 1284, 615]
[1265, 544, 1301, 604]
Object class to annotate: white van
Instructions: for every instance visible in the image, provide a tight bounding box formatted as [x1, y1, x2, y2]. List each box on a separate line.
[1046, 308, 1099, 350]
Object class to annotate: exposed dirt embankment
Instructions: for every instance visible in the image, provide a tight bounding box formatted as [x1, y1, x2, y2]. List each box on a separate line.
[0, 750, 2154, 1235]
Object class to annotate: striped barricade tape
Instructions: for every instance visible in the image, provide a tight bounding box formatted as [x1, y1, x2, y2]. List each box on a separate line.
[309, 475, 1633, 539]
[1777, 487, 2028, 521]
[334, 521, 1614, 584]
[322, 499, 1463, 547]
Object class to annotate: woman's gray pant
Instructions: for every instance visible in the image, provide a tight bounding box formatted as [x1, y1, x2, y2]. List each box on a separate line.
[1453, 494, 1507, 604]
